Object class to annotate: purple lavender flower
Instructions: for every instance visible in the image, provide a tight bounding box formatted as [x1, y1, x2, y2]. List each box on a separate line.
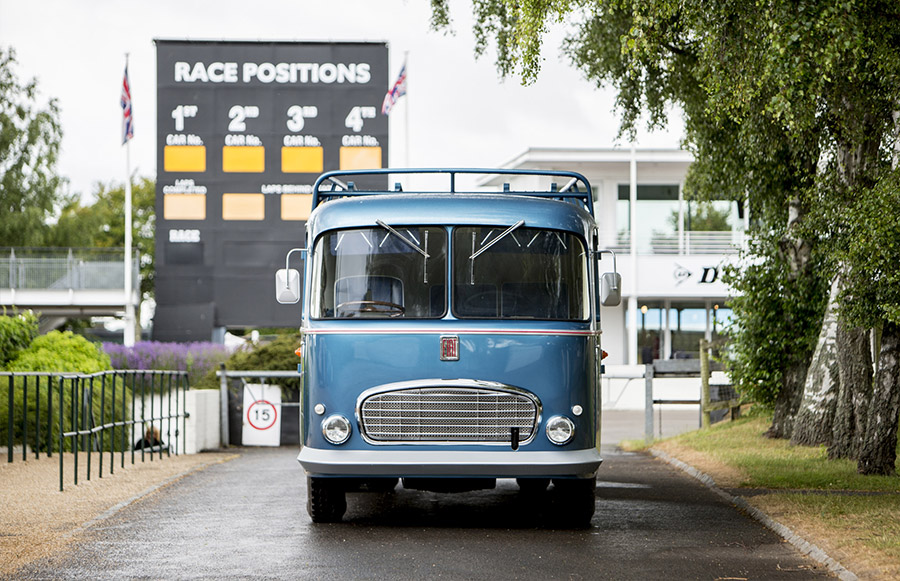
[102, 341, 230, 385]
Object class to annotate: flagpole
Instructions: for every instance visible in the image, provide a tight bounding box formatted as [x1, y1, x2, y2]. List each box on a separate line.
[404, 50, 410, 169]
[123, 53, 135, 347]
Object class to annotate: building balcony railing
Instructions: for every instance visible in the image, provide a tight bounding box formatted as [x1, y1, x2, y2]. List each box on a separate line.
[0, 248, 139, 291]
[603, 231, 744, 256]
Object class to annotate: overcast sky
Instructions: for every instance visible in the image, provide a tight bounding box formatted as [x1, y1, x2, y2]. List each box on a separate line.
[0, 0, 684, 201]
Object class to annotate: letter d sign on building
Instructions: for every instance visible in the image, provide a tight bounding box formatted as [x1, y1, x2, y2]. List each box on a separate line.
[242, 384, 282, 446]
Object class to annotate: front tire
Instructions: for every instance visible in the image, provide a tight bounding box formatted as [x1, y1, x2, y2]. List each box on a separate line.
[516, 477, 550, 494]
[551, 477, 596, 528]
[359, 477, 399, 493]
[307, 477, 347, 523]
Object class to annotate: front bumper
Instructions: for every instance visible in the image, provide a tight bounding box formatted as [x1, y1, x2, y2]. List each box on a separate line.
[297, 447, 602, 478]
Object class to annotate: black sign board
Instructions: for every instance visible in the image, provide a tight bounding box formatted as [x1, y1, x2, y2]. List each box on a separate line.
[153, 40, 389, 341]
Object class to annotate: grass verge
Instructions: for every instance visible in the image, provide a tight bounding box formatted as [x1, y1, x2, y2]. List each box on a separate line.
[647, 416, 900, 580]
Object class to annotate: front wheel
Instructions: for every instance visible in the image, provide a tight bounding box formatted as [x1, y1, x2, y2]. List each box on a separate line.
[516, 477, 550, 494]
[307, 477, 347, 523]
[551, 477, 596, 528]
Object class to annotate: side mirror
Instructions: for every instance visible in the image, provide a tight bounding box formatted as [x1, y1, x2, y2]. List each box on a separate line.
[600, 272, 622, 306]
[275, 268, 301, 304]
[275, 247, 306, 304]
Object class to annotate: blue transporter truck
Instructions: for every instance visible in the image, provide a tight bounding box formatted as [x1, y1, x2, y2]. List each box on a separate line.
[275, 169, 621, 526]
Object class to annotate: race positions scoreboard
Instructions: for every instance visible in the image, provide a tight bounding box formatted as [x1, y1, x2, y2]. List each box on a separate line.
[154, 40, 389, 341]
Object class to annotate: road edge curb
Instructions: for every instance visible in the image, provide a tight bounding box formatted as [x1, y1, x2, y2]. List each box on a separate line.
[649, 448, 858, 581]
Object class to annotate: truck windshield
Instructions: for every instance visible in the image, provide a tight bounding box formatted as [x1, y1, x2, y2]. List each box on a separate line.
[453, 226, 589, 320]
[312, 226, 448, 318]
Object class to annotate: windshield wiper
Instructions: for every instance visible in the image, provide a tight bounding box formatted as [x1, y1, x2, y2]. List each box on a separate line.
[376, 220, 430, 258]
[468, 220, 525, 285]
[469, 220, 525, 260]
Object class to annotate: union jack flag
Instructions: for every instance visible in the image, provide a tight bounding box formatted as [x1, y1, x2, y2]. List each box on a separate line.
[381, 61, 407, 115]
[121, 64, 134, 144]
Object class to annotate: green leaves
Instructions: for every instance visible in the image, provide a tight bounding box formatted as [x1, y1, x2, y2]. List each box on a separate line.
[723, 231, 830, 406]
[838, 169, 900, 328]
[0, 311, 38, 368]
[5, 330, 111, 374]
[433, 0, 578, 85]
[193, 334, 303, 394]
[435, 0, 900, 402]
[0, 47, 64, 247]
[1, 48, 154, 300]
[50, 177, 156, 297]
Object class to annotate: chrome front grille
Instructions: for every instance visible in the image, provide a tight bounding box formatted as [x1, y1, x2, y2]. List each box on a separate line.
[359, 385, 539, 443]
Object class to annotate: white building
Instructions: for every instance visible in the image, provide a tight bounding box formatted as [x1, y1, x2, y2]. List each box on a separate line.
[490, 147, 745, 367]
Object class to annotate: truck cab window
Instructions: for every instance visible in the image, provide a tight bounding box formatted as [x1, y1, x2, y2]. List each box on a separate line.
[312, 226, 447, 319]
[453, 226, 589, 320]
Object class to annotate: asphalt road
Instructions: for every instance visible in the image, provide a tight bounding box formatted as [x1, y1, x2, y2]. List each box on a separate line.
[14, 446, 832, 580]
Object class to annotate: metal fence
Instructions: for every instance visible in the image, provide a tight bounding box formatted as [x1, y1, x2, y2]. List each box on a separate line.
[0, 247, 139, 290]
[639, 340, 742, 442]
[216, 369, 303, 446]
[3, 370, 188, 490]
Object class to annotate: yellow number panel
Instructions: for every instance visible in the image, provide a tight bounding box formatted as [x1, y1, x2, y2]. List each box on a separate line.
[222, 193, 265, 220]
[281, 194, 313, 221]
[222, 146, 265, 173]
[282, 147, 324, 173]
[339, 146, 382, 170]
[163, 194, 206, 220]
[164, 146, 207, 173]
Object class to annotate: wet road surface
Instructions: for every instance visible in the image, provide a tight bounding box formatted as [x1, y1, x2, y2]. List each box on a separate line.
[14, 446, 832, 580]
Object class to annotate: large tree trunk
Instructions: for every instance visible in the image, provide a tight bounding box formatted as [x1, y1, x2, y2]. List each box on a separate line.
[766, 197, 814, 439]
[765, 363, 807, 439]
[857, 321, 900, 475]
[792, 130, 880, 447]
[828, 323, 873, 459]
[790, 277, 840, 446]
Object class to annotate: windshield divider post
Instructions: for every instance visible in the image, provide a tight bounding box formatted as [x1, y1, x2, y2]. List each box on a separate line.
[469, 231, 476, 285]
[423, 230, 429, 284]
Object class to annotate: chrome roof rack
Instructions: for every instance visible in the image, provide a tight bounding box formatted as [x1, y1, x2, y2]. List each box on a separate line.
[311, 168, 594, 216]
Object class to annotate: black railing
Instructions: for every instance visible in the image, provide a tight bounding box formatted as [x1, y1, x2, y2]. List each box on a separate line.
[2, 370, 188, 490]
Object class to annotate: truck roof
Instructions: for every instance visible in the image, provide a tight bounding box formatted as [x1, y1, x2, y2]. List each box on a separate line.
[307, 192, 597, 238]
[311, 168, 595, 217]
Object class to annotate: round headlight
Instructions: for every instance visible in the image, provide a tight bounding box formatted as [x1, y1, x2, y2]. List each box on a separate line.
[322, 414, 351, 445]
[546, 415, 575, 445]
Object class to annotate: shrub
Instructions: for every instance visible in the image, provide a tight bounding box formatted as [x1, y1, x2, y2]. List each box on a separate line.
[2, 331, 124, 452]
[0, 311, 38, 368]
[102, 341, 230, 386]
[194, 334, 302, 392]
[7, 331, 111, 373]
[722, 231, 828, 407]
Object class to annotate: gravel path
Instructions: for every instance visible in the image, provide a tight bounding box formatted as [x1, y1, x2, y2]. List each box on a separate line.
[0, 450, 236, 577]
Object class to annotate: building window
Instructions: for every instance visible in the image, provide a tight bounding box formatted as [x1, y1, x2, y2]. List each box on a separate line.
[616, 186, 746, 255]
[669, 302, 708, 359]
[637, 301, 664, 364]
[617, 185, 680, 254]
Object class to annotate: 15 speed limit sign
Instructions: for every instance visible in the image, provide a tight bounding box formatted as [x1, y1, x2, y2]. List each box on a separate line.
[242, 384, 282, 446]
[247, 399, 278, 430]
